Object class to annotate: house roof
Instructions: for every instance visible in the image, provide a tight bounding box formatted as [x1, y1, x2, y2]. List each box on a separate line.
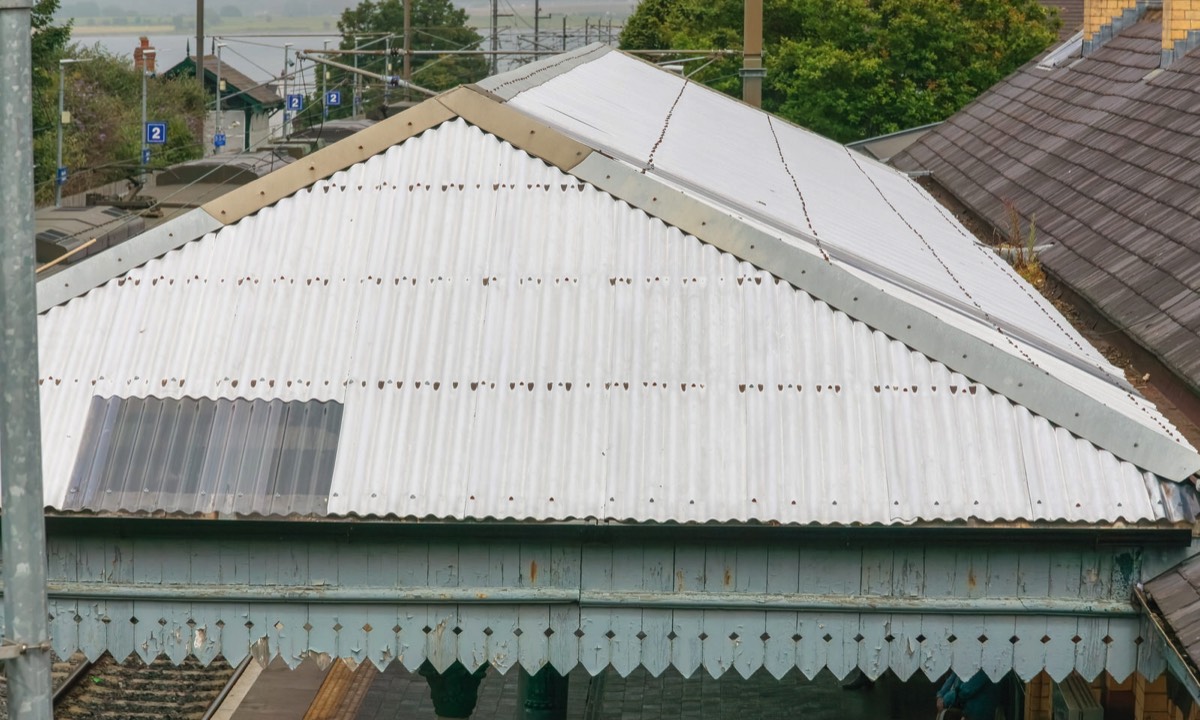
[163, 55, 282, 110]
[1141, 557, 1200, 699]
[891, 15, 1200, 400]
[21, 46, 1200, 527]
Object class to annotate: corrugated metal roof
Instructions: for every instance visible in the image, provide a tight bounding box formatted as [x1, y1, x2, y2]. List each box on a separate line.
[480, 48, 1192, 456]
[31, 118, 1196, 525]
[892, 16, 1200, 395]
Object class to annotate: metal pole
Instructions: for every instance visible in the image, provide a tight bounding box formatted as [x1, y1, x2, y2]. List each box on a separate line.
[562, 16, 566, 51]
[534, 0, 540, 49]
[282, 42, 291, 134]
[141, 50, 154, 183]
[0, 1, 53, 719]
[383, 33, 390, 108]
[741, 0, 764, 107]
[352, 36, 359, 117]
[403, 0, 411, 100]
[322, 39, 329, 120]
[54, 60, 65, 207]
[215, 42, 223, 150]
[195, 0, 204, 90]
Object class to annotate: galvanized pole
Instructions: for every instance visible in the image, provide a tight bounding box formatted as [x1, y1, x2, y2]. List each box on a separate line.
[215, 42, 223, 150]
[195, 0, 204, 90]
[352, 36, 359, 117]
[322, 39, 329, 120]
[561, 16, 566, 51]
[54, 59, 65, 207]
[141, 52, 148, 181]
[282, 42, 291, 133]
[741, 0, 764, 107]
[0, 1, 54, 720]
[491, 0, 498, 74]
[403, 0, 411, 101]
[383, 33, 390, 109]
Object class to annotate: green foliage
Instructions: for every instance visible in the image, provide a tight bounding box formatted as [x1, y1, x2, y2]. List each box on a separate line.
[619, 0, 1059, 142]
[303, 0, 485, 125]
[35, 45, 207, 205]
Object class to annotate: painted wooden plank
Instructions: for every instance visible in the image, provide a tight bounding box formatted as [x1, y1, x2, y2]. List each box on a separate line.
[1104, 616, 1139, 683]
[456, 543, 494, 669]
[485, 604, 521, 674]
[923, 546, 958, 599]
[131, 600, 165, 663]
[894, 547, 926, 598]
[163, 545, 194, 665]
[701, 544, 739, 678]
[823, 612, 860, 681]
[670, 609, 704, 678]
[888, 614, 924, 680]
[516, 604, 550, 673]
[1136, 615, 1167, 681]
[953, 548, 988, 600]
[1011, 615, 1048, 681]
[730, 546, 768, 679]
[985, 552, 1020, 598]
[640, 545, 674, 677]
[609, 544, 647, 677]
[425, 605, 461, 673]
[1074, 617, 1108, 681]
[796, 612, 830, 680]
[857, 612, 889, 680]
[362, 604, 400, 670]
[1042, 615, 1080, 681]
[1017, 549, 1051, 599]
[191, 610, 223, 666]
[307, 541, 339, 588]
[1048, 550, 1083, 600]
[919, 613, 955, 681]
[397, 603, 431, 671]
[762, 611, 799, 680]
[48, 599, 79, 660]
[547, 603, 581, 674]
[861, 548, 895, 597]
[578, 606, 610, 676]
[307, 605, 340, 661]
[798, 546, 860, 596]
[579, 542, 614, 675]
[980, 614, 1016, 682]
[949, 614, 985, 680]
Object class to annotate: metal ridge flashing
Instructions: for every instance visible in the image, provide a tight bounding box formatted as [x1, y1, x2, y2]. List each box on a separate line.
[475, 43, 613, 100]
[200, 99, 456, 225]
[565, 151, 1200, 481]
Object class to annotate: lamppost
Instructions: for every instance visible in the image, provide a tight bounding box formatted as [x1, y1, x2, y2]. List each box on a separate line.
[215, 41, 225, 153]
[140, 49, 155, 183]
[322, 39, 330, 120]
[55, 57, 92, 208]
[282, 42, 292, 136]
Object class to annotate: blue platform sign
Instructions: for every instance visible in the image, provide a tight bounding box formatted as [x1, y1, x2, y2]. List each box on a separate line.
[141, 148, 151, 165]
[325, 90, 342, 107]
[55, 167, 67, 186]
[145, 121, 167, 145]
[287, 94, 304, 111]
[213, 132, 227, 148]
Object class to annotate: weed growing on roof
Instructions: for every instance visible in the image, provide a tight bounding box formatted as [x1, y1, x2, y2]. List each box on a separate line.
[998, 199, 1045, 287]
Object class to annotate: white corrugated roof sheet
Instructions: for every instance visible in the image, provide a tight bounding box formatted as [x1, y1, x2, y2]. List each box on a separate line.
[31, 118, 1196, 525]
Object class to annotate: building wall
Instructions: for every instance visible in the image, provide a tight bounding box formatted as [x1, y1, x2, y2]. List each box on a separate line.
[1084, 0, 1140, 39]
[1163, 0, 1200, 47]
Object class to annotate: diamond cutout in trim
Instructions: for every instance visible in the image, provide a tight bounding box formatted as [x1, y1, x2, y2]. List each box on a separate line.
[216, 620, 225, 629]
[244, 621, 254, 630]
[392, 624, 403, 634]
[130, 616, 140, 625]
[916, 634, 926, 643]
[699, 632, 709, 641]
[853, 633, 865, 643]
[604, 630, 616, 640]
[946, 634, 957, 643]
[1040, 635, 1051, 644]
[1071, 635, 1082, 644]
[822, 633, 833, 643]
[544, 628, 555, 638]
[729, 632, 740, 641]
[452, 626, 463, 636]
[1135, 636, 1144, 646]
[276, 621, 286, 631]
[422, 625, 433, 634]
[668, 631, 679, 641]
[513, 628, 523, 637]
[363, 623, 373, 633]
[760, 632, 771, 642]
[303, 623, 314, 632]
[792, 634, 803, 642]
[1009, 635, 1019, 645]
[331, 623, 342, 632]
[884, 634, 895, 643]
[483, 627, 494, 637]
[977, 634, 988, 644]
[159, 618, 169, 627]
[1102, 635, 1114, 645]
[574, 629, 585, 639]
[636, 631, 648, 641]
[101, 616, 112, 625]
[186, 619, 197, 628]
[73, 614, 83, 623]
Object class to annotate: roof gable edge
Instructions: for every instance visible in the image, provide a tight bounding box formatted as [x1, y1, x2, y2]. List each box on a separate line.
[567, 151, 1200, 482]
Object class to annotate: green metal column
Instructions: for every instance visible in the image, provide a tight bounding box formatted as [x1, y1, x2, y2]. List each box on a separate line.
[418, 661, 488, 719]
[518, 665, 568, 720]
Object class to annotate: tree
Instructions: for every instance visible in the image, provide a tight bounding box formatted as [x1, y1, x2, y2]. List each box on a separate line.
[619, 0, 1059, 142]
[312, 0, 486, 124]
[31, 0, 72, 198]
[34, 45, 207, 205]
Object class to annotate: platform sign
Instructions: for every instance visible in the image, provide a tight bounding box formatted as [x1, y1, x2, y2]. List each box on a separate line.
[141, 148, 151, 165]
[213, 132, 227, 148]
[325, 90, 342, 107]
[287, 94, 304, 111]
[145, 121, 167, 145]
[55, 167, 67, 186]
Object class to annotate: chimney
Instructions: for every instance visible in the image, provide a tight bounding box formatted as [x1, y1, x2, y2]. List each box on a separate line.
[1163, 0, 1200, 64]
[133, 37, 156, 74]
[1082, 0, 1145, 55]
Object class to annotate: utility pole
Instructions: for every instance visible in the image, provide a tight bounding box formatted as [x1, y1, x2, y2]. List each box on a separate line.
[741, 0, 764, 107]
[195, 0, 204, 90]
[215, 42, 224, 151]
[561, 15, 567, 51]
[403, 0, 411, 100]
[384, 33, 391, 108]
[322, 39, 330, 120]
[55, 58, 90, 207]
[282, 42, 292, 133]
[141, 49, 155, 183]
[0, 2, 54, 720]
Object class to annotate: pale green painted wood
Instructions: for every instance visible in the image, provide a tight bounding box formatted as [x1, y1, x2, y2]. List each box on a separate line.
[1043, 616, 1081, 681]
[1105, 617, 1139, 683]
[888, 614, 924, 680]
[919, 613, 955, 680]
[1012, 615, 1049, 680]
[981, 614, 1016, 681]
[1074, 616, 1108, 681]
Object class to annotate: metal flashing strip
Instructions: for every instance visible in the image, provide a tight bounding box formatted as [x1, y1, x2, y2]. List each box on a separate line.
[36, 208, 222, 312]
[436, 87, 593, 172]
[201, 99, 456, 225]
[475, 43, 613, 101]
[568, 152, 1200, 481]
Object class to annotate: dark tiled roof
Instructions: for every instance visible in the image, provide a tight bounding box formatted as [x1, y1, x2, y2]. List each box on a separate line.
[1146, 557, 1200, 674]
[893, 16, 1200, 393]
[167, 54, 282, 108]
[1045, 0, 1084, 39]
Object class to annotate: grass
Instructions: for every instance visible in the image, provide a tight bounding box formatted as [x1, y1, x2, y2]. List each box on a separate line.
[997, 199, 1045, 287]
